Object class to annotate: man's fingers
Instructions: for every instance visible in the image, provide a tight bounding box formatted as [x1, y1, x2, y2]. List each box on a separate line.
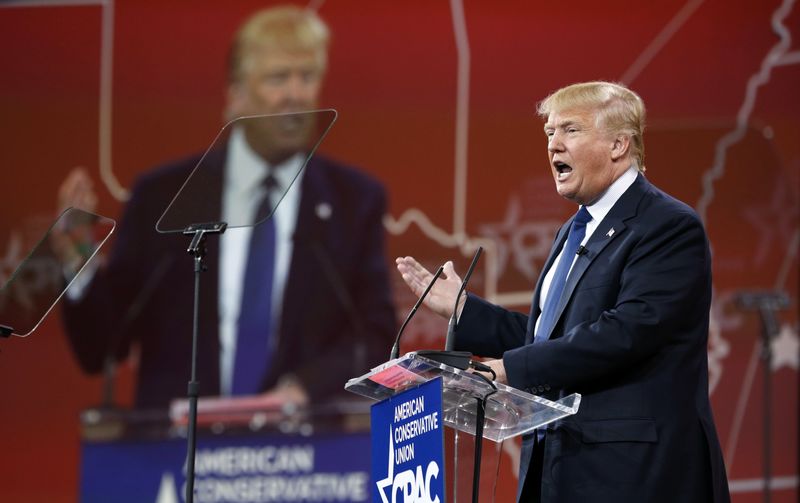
[61, 168, 91, 195]
[397, 256, 427, 276]
[58, 167, 98, 212]
[396, 256, 432, 290]
[443, 260, 462, 284]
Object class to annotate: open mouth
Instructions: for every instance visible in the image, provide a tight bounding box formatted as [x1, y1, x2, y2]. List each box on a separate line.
[554, 160, 572, 180]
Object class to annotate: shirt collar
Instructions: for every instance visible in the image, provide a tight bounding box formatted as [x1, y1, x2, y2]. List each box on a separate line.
[226, 126, 306, 197]
[583, 165, 638, 222]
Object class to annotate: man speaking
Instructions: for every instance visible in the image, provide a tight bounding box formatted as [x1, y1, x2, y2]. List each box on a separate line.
[396, 81, 730, 502]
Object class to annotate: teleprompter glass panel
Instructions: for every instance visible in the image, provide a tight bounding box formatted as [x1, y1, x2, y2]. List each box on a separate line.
[156, 109, 337, 233]
[0, 207, 115, 337]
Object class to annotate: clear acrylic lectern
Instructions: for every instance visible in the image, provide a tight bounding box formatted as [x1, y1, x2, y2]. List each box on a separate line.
[346, 352, 581, 442]
[346, 352, 581, 502]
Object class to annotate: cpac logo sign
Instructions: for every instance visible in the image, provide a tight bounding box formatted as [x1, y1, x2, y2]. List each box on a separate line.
[376, 429, 442, 503]
[372, 378, 445, 503]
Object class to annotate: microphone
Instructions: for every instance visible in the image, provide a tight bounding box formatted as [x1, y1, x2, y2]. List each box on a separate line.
[576, 245, 588, 256]
[416, 247, 482, 370]
[390, 264, 445, 360]
[444, 246, 483, 351]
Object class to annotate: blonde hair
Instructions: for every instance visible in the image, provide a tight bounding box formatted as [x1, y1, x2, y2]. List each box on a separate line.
[228, 5, 330, 84]
[538, 81, 646, 171]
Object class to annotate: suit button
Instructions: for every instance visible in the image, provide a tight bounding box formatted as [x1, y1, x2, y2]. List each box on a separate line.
[544, 385, 551, 391]
[537, 386, 545, 393]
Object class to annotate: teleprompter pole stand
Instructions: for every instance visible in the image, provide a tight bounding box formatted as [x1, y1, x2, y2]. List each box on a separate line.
[736, 291, 789, 503]
[182, 222, 227, 503]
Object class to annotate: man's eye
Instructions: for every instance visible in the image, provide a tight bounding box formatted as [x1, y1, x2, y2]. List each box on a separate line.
[302, 71, 320, 83]
[567, 127, 578, 133]
[545, 130, 554, 137]
[263, 73, 288, 85]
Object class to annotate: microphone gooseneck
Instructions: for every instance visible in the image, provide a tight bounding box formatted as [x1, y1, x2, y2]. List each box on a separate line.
[416, 247, 483, 370]
[444, 246, 483, 351]
[390, 264, 445, 360]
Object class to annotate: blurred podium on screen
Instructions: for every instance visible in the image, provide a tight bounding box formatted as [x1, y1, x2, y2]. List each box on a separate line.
[78, 399, 375, 503]
[167, 393, 370, 433]
[345, 352, 582, 502]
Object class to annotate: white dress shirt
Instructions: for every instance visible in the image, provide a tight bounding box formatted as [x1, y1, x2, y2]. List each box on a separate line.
[218, 127, 304, 395]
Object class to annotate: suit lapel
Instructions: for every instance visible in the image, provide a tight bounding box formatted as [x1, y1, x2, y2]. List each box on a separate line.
[526, 222, 570, 342]
[550, 217, 628, 329]
[543, 174, 648, 340]
[279, 157, 328, 341]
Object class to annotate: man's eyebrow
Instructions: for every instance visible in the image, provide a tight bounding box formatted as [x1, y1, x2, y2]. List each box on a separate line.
[543, 120, 578, 132]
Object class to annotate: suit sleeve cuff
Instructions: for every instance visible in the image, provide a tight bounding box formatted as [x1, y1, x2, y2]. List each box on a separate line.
[502, 345, 530, 391]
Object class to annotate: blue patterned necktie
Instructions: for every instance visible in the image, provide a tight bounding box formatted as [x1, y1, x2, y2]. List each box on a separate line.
[231, 176, 279, 395]
[534, 206, 592, 343]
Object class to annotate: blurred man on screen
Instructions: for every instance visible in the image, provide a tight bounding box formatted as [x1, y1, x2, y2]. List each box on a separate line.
[58, 5, 396, 409]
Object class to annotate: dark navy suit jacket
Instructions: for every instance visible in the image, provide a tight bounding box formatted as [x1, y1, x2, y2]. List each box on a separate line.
[456, 174, 730, 502]
[63, 149, 396, 409]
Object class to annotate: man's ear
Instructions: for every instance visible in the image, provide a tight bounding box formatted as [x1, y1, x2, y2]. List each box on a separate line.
[611, 134, 631, 162]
